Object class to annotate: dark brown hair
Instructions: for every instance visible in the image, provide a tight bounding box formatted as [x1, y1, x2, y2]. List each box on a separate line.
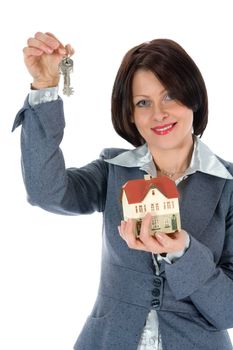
[111, 39, 208, 147]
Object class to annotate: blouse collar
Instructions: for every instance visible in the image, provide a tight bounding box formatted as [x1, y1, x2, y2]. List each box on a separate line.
[105, 136, 233, 180]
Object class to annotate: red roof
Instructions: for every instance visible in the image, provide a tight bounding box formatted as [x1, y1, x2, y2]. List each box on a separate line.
[122, 176, 179, 204]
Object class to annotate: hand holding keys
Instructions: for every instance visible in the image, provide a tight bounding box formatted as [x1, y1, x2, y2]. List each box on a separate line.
[23, 32, 75, 93]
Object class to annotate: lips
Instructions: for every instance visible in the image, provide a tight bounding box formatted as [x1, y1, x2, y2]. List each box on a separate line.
[151, 122, 177, 136]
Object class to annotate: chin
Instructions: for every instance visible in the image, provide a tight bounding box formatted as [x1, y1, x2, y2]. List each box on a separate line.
[149, 139, 179, 151]
[149, 132, 193, 151]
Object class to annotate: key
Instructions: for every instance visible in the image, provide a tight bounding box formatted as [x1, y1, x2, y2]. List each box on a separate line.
[59, 57, 74, 96]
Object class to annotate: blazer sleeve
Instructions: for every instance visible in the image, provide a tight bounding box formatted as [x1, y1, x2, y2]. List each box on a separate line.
[165, 184, 233, 330]
[13, 97, 108, 215]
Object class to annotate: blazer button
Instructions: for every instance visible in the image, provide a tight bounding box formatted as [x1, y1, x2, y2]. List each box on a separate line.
[153, 278, 162, 287]
[152, 288, 160, 297]
[151, 298, 160, 308]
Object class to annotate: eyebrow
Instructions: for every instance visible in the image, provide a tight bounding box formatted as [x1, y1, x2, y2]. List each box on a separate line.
[133, 94, 150, 99]
[133, 89, 167, 99]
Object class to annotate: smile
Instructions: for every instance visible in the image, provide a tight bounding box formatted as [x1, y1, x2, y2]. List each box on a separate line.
[151, 122, 177, 136]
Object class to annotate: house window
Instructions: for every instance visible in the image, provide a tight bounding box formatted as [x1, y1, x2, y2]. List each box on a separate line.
[164, 218, 170, 228]
[152, 190, 155, 195]
[135, 206, 138, 213]
[171, 201, 175, 209]
[139, 205, 143, 213]
[155, 203, 159, 211]
[167, 202, 171, 209]
[151, 203, 155, 211]
[144, 204, 147, 212]
[152, 218, 160, 229]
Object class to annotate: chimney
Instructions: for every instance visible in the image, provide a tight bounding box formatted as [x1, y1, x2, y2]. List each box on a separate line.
[144, 174, 153, 180]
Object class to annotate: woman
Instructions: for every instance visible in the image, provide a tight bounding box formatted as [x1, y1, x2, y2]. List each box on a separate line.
[13, 32, 233, 350]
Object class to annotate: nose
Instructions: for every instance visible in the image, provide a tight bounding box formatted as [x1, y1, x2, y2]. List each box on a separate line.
[151, 105, 168, 122]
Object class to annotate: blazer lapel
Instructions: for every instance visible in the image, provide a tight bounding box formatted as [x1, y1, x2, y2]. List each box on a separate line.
[179, 172, 226, 238]
[159, 172, 226, 275]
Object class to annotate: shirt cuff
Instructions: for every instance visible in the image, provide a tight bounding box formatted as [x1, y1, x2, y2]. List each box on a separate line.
[29, 86, 59, 107]
[158, 231, 190, 264]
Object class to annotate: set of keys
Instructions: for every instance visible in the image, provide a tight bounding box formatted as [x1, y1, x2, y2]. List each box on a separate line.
[59, 57, 74, 96]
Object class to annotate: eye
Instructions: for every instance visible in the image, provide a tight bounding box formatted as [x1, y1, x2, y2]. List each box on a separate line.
[135, 99, 151, 107]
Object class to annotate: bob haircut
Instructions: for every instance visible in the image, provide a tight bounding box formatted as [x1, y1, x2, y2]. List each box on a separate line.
[111, 39, 208, 147]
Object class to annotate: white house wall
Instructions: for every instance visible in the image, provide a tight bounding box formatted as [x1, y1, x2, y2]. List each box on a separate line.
[122, 188, 179, 220]
[122, 191, 132, 219]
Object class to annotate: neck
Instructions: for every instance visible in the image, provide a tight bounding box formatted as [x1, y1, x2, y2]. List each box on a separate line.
[150, 136, 194, 179]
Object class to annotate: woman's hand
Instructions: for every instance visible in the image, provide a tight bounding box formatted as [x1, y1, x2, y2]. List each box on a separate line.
[23, 32, 75, 89]
[118, 213, 187, 254]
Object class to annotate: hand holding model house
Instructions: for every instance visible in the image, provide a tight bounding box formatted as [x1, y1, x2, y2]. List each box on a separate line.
[121, 175, 181, 237]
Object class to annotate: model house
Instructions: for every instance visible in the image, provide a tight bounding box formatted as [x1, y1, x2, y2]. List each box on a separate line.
[121, 175, 181, 237]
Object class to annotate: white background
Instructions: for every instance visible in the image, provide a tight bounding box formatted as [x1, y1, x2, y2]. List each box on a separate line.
[1, 0, 233, 349]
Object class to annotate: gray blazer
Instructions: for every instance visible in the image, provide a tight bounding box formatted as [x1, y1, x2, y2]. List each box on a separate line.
[13, 98, 233, 350]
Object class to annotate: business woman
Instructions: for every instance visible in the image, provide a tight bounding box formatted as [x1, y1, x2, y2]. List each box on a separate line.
[13, 32, 233, 349]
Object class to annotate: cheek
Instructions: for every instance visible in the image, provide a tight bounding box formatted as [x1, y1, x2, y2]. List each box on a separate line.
[133, 114, 147, 130]
[134, 120, 149, 136]
[186, 114, 194, 129]
[177, 108, 193, 128]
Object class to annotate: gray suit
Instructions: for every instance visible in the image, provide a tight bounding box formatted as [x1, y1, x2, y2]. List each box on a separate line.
[13, 98, 233, 349]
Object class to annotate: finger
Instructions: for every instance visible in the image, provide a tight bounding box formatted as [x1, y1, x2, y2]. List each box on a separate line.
[35, 32, 60, 50]
[45, 32, 67, 51]
[123, 219, 153, 251]
[45, 34, 74, 57]
[124, 219, 137, 245]
[118, 220, 127, 239]
[64, 44, 75, 56]
[118, 218, 163, 253]
[27, 37, 54, 54]
[156, 231, 186, 252]
[140, 212, 152, 240]
[156, 232, 172, 250]
[46, 32, 74, 54]
[119, 219, 134, 243]
[34, 32, 74, 58]
[45, 32, 61, 42]
[139, 213, 163, 251]
[129, 239, 151, 251]
[23, 46, 44, 58]
[120, 219, 141, 249]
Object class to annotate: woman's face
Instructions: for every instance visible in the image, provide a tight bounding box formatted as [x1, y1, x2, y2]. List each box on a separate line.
[132, 69, 194, 152]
